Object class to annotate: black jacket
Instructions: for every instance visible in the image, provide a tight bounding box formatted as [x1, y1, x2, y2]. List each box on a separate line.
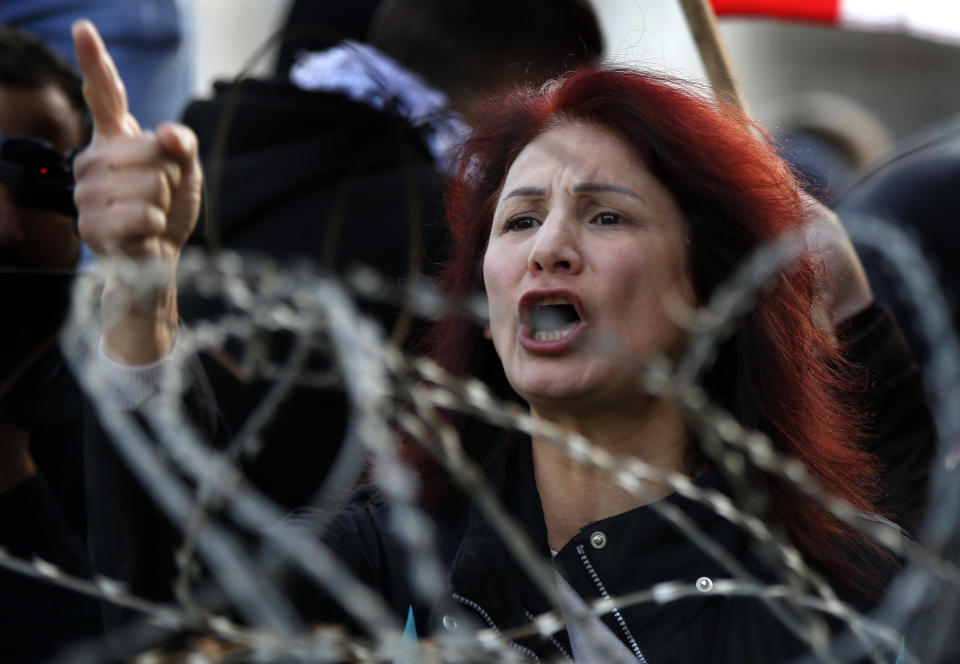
[299, 305, 922, 663]
[178, 78, 450, 510]
[313, 426, 898, 664]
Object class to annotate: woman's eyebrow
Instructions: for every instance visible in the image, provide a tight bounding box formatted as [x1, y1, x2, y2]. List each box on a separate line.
[503, 186, 546, 199]
[573, 182, 646, 202]
[503, 183, 646, 202]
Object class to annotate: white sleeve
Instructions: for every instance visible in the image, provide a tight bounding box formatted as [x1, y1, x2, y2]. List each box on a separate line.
[96, 337, 174, 410]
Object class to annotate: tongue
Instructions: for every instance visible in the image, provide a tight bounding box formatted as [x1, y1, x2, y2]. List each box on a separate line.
[531, 304, 579, 332]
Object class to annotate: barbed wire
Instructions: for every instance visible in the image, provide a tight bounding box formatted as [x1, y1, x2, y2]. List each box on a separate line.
[4, 212, 957, 662]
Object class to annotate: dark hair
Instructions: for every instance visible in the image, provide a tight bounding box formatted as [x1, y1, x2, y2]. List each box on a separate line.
[416, 67, 885, 592]
[274, 0, 383, 77]
[0, 25, 91, 143]
[368, 0, 603, 109]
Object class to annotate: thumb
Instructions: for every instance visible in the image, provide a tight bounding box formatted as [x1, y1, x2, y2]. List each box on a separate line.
[156, 123, 200, 175]
[156, 122, 204, 244]
[72, 19, 139, 140]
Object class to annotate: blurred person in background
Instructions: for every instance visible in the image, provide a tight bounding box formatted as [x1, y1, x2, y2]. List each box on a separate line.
[0, 24, 102, 664]
[272, 0, 383, 79]
[0, 0, 194, 129]
[835, 120, 960, 368]
[769, 91, 890, 203]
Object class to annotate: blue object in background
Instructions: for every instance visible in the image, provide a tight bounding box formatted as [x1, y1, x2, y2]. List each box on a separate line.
[0, 0, 194, 129]
[392, 605, 418, 664]
[403, 605, 418, 642]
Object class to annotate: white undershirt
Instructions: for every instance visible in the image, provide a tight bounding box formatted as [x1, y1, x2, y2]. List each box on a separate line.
[96, 337, 172, 409]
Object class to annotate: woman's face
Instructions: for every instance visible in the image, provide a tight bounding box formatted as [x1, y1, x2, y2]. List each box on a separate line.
[482, 122, 696, 415]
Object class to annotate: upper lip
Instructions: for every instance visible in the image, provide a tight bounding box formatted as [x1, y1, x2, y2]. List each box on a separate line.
[518, 288, 585, 323]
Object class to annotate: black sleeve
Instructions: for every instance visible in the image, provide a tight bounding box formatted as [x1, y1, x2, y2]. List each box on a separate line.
[0, 473, 104, 662]
[838, 303, 936, 534]
[0, 472, 92, 573]
[83, 352, 222, 634]
[275, 486, 394, 629]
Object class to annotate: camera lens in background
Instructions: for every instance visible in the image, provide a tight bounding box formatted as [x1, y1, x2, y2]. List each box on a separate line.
[0, 135, 77, 218]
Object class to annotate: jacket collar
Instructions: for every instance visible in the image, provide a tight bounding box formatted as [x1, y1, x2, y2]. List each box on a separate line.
[445, 434, 759, 660]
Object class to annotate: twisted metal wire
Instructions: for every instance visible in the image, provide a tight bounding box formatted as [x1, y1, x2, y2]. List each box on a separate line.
[2, 213, 956, 662]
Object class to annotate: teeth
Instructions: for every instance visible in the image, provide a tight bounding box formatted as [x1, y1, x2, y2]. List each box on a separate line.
[533, 328, 574, 342]
[537, 296, 571, 306]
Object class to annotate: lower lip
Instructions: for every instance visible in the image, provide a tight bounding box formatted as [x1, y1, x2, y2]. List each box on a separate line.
[518, 320, 587, 354]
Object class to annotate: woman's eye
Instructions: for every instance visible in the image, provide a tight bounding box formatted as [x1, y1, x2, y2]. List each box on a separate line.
[592, 212, 624, 226]
[504, 216, 539, 231]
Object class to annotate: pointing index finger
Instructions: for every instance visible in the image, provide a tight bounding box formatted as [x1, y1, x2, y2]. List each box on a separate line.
[72, 19, 139, 140]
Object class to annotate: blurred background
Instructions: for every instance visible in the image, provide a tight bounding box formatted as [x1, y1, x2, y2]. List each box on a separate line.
[193, 0, 960, 150]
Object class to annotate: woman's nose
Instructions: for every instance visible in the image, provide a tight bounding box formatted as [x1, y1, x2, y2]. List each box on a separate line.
[528, 215, 582, 275]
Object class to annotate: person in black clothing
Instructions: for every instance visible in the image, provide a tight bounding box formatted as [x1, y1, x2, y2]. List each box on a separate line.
[0, 24, 102, 664]
[834, 120, 960, 369]
[0, 26, 90, 495]
[272, 0, 383, 79]
[359, 68, 919, 662]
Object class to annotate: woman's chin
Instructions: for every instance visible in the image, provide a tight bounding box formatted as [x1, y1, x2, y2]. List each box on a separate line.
[515, 378, 610, 417]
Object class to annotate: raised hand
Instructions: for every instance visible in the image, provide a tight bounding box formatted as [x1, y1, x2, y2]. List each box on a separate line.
[71, 20, 203, 363]
[801, 190, 873, 325]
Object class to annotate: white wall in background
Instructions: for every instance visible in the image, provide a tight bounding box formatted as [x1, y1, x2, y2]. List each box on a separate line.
[192, 0, 292, 98]
[594, 0, 707, 83]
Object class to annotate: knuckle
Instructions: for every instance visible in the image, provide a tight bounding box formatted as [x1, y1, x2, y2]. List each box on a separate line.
[145, 205, 166, 232]
[164, 160, 183, 189]
[75, 214, 93, 241]
[143, 202, 166, 233]
[182, 127, 199, 156]
[75, 174, 113, 209]
[72, 181, 92, 207]
[76, 213, 106, 248]
[127, 198, 151, 222]
[71, 145, 99, 177]
[158, 168, 174, 199]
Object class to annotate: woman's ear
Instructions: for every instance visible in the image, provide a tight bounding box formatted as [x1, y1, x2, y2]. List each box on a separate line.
[480, 255, 491, 341]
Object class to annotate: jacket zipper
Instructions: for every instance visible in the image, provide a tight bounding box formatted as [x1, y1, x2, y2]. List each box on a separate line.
[523, 608, 573, 661]
[576, 544, 649, 664]
[451, 592, 541, 662]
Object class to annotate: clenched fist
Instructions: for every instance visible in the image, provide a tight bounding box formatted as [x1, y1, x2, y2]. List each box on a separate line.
[71, 20, 203, 364]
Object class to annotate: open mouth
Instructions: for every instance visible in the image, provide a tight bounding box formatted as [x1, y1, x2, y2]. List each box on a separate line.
[525, 295, 583, 342]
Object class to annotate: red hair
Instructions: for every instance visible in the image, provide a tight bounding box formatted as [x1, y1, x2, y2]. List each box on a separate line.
[412, 68, 885, 592]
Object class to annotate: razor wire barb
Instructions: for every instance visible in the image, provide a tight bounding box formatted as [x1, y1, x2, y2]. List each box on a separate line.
[1, 212, 956, 662]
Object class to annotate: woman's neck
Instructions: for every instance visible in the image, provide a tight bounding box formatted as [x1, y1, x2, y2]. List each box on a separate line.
[530, 399, 690, 552]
